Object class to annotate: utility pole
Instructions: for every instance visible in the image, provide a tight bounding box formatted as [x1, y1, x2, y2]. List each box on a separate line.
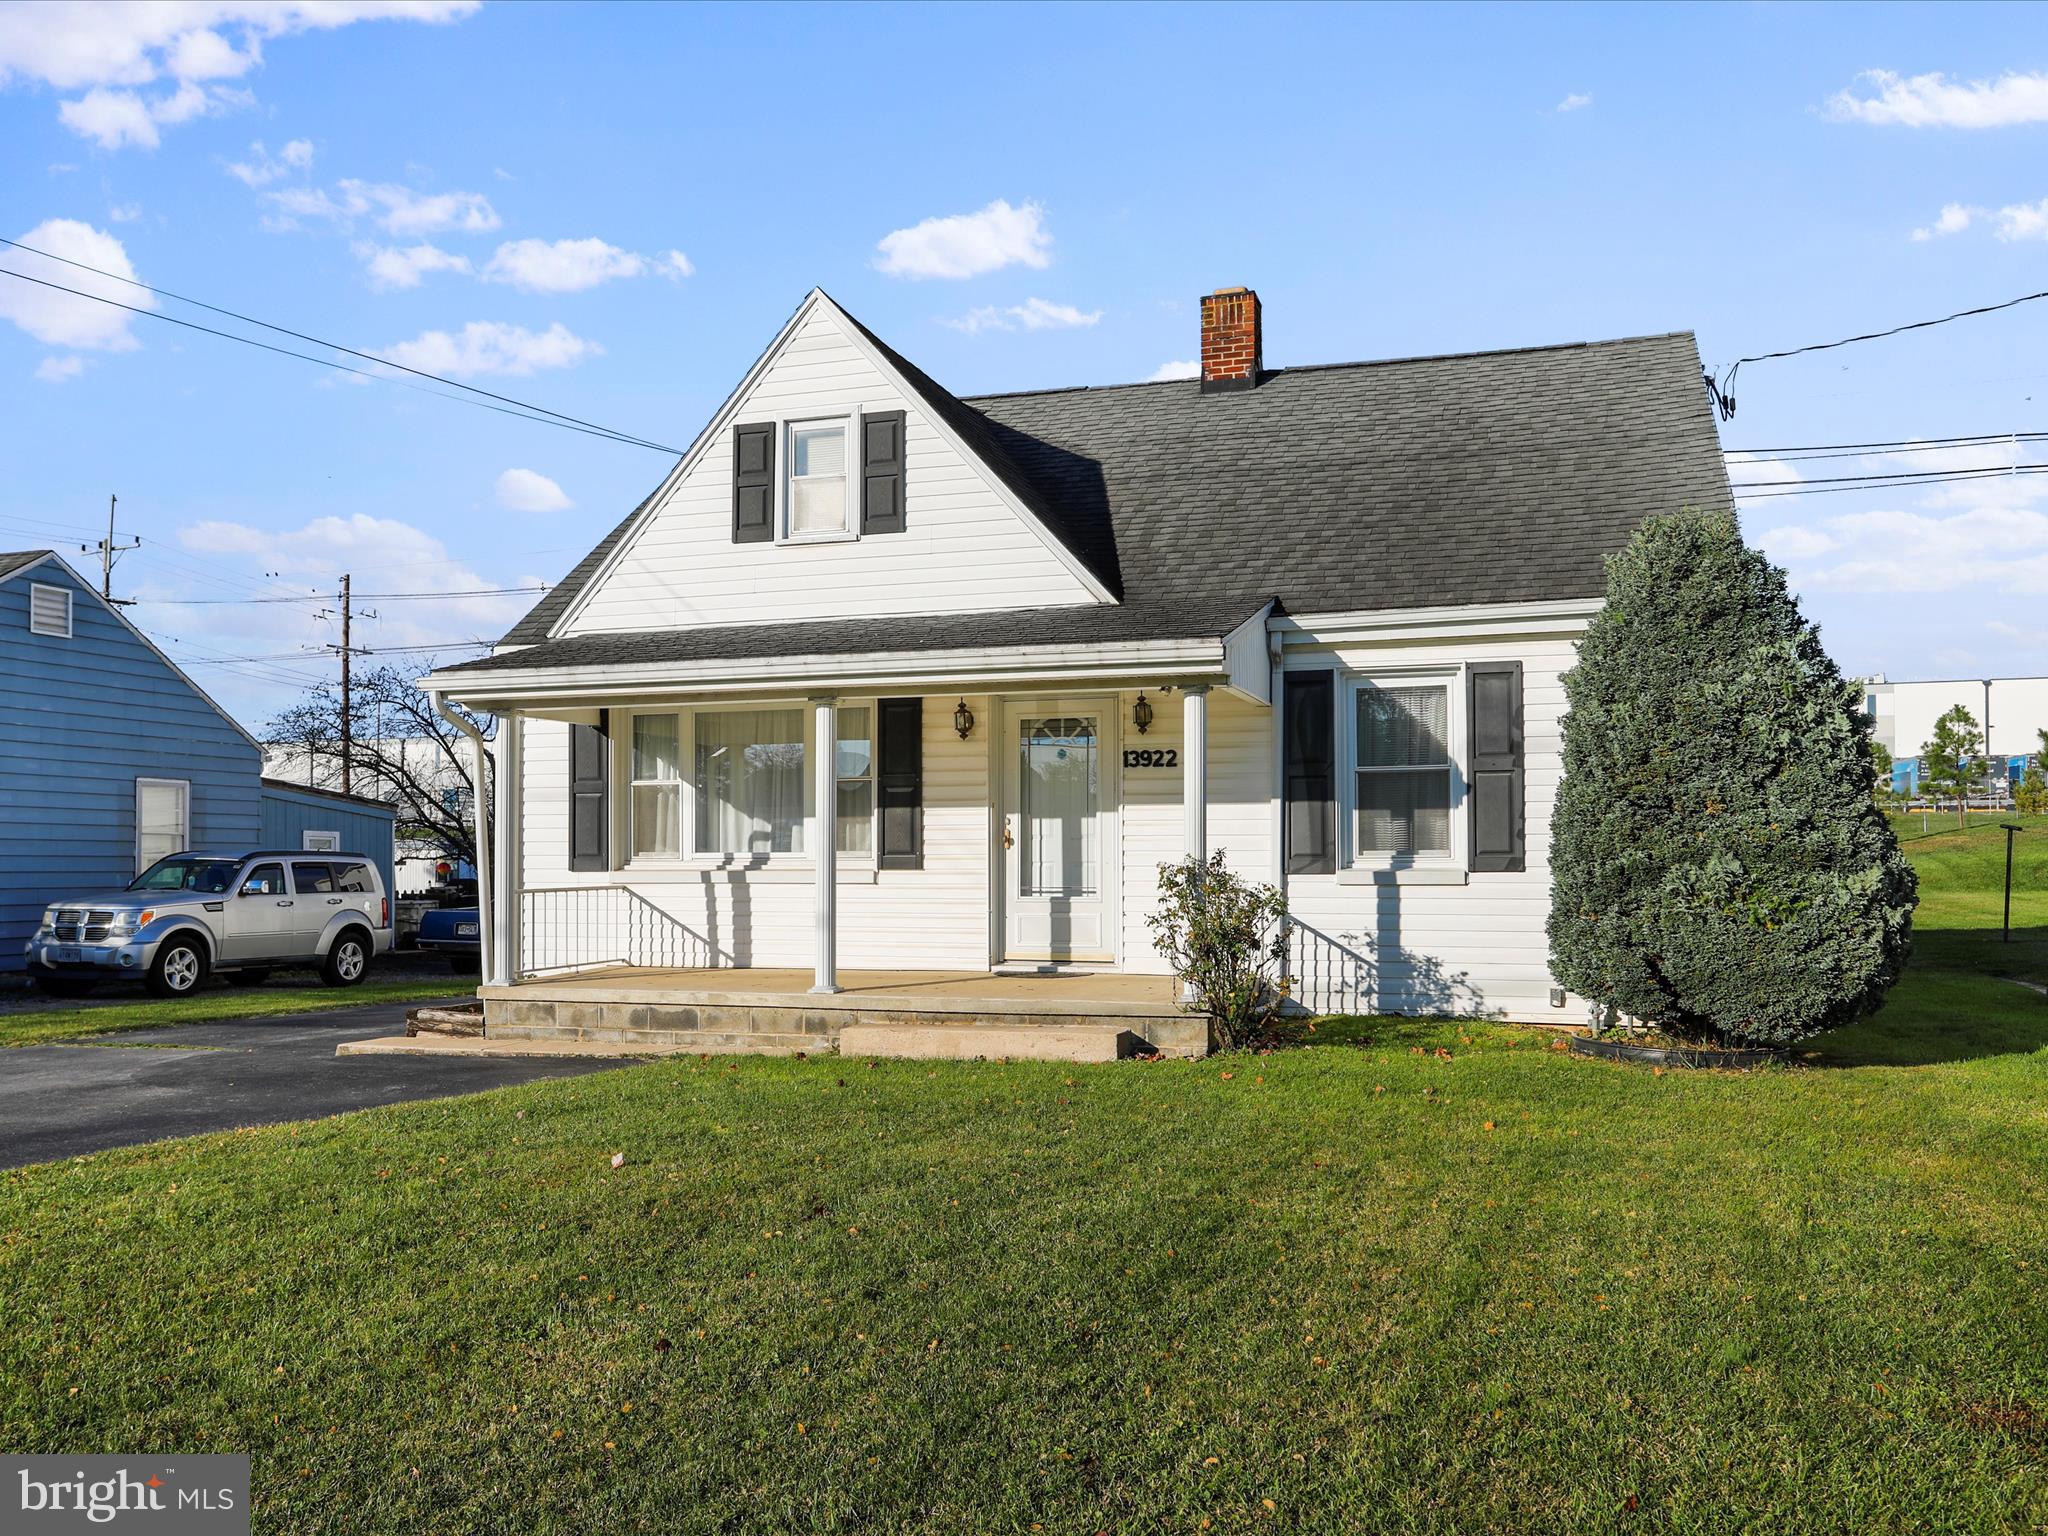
[91, 493, 140, 606]
[340, 573, 353, 797]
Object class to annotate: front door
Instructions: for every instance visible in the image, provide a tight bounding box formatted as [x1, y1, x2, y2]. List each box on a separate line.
[1000, 700, 1115, 964]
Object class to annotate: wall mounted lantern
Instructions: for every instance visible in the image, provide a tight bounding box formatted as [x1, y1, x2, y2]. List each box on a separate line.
[953, 698, 976, 740]
[1132, 691, 1154, 735]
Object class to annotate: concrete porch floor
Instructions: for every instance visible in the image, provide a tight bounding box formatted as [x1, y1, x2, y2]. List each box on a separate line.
[468, 967, 1207, 1060]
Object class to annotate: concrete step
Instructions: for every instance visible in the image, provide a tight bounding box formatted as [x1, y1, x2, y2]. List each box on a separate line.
[838, 1021, 1140, 1063]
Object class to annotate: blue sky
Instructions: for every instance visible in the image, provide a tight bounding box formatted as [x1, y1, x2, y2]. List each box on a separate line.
[6, 1, 2048, 725]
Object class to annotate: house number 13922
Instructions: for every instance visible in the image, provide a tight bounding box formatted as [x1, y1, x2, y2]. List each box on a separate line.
[1123, 748, 1178, 768]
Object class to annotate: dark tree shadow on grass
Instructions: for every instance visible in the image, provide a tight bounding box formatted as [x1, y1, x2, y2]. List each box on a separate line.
[1810, 959, 2048, 1068]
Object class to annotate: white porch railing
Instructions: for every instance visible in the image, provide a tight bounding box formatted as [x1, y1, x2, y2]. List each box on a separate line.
[519, 886, 734, 977]
[1282, 917, 1490, 1019]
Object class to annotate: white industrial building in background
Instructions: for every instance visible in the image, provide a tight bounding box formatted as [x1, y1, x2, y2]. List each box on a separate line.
[1861, 674, 2048, 799]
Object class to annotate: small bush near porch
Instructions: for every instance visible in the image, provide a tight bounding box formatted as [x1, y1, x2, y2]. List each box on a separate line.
[1, 834, 2041, 1533]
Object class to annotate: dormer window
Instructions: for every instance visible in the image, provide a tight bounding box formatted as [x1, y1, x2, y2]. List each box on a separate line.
[787, 419, 850, 538]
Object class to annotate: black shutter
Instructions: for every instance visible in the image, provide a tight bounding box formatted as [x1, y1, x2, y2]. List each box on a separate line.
[1284, 670, 1335, 874]
[860, 410, 907, 535]
[876, 696, 923, 869]
[1467, 662, 1524, 873]
[732, 422, 775, 543]
[568, 710, 609, 872]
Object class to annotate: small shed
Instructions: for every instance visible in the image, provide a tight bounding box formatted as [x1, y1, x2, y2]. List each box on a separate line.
[260, 780, 398, 898]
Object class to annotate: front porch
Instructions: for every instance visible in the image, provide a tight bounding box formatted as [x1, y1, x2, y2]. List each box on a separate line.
[480, 966, 1207, 1060]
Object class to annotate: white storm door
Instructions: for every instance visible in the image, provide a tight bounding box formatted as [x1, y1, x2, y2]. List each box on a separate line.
[1001, 701, 1114, 963]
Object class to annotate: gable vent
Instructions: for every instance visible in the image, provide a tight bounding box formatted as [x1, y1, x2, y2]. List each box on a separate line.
[28, 582, 72, 638]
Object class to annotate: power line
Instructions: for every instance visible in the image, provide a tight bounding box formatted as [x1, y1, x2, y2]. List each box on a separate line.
[0, 235, 685, 455]
[1732, 465, 2048, 501]
[1728, 461, 2032, 491]
[1705, 285, 2048, 420]
[1724, 430, 2044, 459]
[0, 265, 683, 456]
[134, 584, 548, 606]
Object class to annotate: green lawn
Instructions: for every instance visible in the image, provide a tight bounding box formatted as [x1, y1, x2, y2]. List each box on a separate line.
[0, 977, 472, 1049]
[1, 844, 2043, 1533]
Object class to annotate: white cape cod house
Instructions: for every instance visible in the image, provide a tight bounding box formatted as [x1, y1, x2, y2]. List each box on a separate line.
[423, 287, 1731, 1057]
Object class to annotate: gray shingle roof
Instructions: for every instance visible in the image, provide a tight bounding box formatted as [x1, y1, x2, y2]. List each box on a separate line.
[474, 321, 1729, 677]
[0, 550, 55, 583]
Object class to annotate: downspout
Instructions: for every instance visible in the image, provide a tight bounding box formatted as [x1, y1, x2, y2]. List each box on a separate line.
[430, 688, 495, 989]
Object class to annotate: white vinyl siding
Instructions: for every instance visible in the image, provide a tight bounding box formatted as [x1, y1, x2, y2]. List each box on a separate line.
[135, 777, 190, 873]
[29, 583, 72, 638]
[509, 616, 1583, 1024]
[562, 305, 1101, 636]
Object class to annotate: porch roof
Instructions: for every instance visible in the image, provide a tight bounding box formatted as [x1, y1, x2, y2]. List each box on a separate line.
[425, 597, 1274, 698]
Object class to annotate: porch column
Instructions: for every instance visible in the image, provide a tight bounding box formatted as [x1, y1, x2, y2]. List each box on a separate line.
[810, 695, 841, 993]
[1183, 684, 1210, 865]
[489, 710, 522, 987]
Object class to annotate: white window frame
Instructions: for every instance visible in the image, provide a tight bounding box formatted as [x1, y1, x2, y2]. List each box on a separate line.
[626, 711, 686, 863]
[28, 582, 73, 638]
[617, 701, 880, 870]
[833, 703, 875, 859]
[135, 776, 191, 874]
[301, 829, 342, 852]
[1341, 669, 1465, 872]
[778, 412, 861, 545]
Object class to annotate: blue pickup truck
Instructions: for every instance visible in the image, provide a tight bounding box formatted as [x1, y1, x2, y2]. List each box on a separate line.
[416, 907, 480, 972]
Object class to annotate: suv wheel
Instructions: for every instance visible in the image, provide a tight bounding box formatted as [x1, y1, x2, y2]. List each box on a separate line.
[322, 930, 370, 988]
[146, 936, 208, 999]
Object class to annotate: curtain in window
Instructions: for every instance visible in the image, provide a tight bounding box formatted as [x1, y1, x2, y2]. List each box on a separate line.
[632, 714, 682, 857]
[696, 708, 806, 855]
[1356, 686, 1451, 855]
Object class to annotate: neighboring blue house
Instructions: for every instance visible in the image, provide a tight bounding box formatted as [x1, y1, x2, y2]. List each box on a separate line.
[0, 551, 394, 974]
[260, 779, 398, 902]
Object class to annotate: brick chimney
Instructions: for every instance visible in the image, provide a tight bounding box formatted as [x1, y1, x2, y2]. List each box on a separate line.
[1200, 286, 1262, 391]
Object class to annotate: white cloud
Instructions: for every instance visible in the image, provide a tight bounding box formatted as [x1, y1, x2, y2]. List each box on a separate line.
[875, 199, 1052, 280]
[107, 201, 141, 222]
[1146, 359, 1201, 382]
[1, 2, 480, 149]
[377, 320, 599, 378]
[356, 241, 471, 291]
[1782, 504, 2048, 594]
[482, 237, 647, 294]
[166, 509, 533, 662]
[494, 468, 573, 514]
[1910, 202, 1977, 241]
[265, 178, 499, 236]
[944, 297, 1102, 336]
[35, 354, 86, 383]
[0, 218, 151, 350]
[1556, 92, 1592, 113]
[226, 136, 313, 188]
[1826, 68, 2048, 129]
[1753, 524, 1836, 561]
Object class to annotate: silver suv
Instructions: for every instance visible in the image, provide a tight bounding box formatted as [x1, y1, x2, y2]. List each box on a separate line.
[25, 851, 393, 999]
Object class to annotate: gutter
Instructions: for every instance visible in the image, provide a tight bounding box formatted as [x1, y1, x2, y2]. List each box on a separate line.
[428, 689, 497, 989]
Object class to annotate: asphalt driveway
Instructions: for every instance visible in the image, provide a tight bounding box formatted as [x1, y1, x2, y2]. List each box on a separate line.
[0, 1001, 632, 1168]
